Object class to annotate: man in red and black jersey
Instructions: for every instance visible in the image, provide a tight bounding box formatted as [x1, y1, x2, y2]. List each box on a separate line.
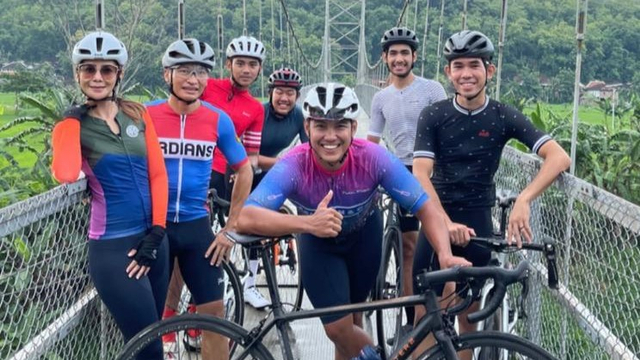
[202, 35, 265, 201]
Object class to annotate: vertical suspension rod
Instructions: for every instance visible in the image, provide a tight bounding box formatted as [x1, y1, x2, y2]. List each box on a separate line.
[95, 0, 105, 30]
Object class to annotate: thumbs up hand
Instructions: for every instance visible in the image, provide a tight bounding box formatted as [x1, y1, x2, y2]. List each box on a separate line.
[308, 190, 343, 238]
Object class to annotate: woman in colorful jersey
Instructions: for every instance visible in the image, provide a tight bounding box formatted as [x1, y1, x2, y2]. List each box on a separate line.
[51, 31, 169, 359]
[236, 83, 470, 360]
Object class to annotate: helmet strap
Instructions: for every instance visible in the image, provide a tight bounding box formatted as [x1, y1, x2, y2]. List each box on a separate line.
[82, 70, 121, 102]
[457, 61, 489, 102]
[168, 70, 198, 105]
[308, 126, 352, 169]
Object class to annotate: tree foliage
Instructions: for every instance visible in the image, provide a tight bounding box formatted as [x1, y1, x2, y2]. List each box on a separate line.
[0, 0, 638, 96]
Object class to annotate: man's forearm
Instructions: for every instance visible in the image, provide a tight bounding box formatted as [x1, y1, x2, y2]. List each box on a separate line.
[416, 201, 453, 258]
[258, 155, 278, 170]
[227, 164, 253, 229]
[520, 148, 571, 203]
[237, 206, 310, 236]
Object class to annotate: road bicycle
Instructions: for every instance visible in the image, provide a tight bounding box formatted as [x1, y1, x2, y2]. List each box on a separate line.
[118, 231, 559, 360]
[208, 188, 304, 313]
[469, 192, 559, 359]
[372, 191, 405, 357]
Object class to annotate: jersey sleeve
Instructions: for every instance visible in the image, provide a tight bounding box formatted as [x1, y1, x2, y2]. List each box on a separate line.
[142, 111, 169, 228]
[245, 155, 297, 210]
[413, 105, 438, 159]
[375, 145, 429, 214]
[429, 82, 447, 103]
[243, 105, 264, 154]
[502, 105, 552, 154]
[51, 118, 82, 183]
[217, 113, 249, 170]
[367, 92, 385, 138]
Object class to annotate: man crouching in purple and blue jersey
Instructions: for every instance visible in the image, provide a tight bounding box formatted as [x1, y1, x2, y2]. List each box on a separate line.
[237, 83, 470, 360]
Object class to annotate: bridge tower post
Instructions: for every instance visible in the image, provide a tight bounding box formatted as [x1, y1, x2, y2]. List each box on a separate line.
[322, 0, 363, 84]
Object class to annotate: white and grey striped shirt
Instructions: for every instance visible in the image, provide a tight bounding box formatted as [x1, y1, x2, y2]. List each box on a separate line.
[368, 76, 447, 165]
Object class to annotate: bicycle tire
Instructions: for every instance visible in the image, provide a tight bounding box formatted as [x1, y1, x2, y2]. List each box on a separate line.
[256, 236, 304, 312]
[222, 261, 245, 328]
[415, 331, 557, 360]
[172, 261, 244, 355]
[117, 314, 275, 360]
[375, 226, 403, 359]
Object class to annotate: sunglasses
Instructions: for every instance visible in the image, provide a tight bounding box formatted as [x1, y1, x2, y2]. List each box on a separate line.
[172, 65, 210, 80]
[77, 64, 120, 78]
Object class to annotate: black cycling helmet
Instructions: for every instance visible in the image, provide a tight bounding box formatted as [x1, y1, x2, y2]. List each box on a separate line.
[443, 30, 494, 62]
[268, 67, 302, 90]
[381, 27, 419, 52]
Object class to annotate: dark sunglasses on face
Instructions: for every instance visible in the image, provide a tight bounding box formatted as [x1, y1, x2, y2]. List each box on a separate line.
[77, 64, 120, 78]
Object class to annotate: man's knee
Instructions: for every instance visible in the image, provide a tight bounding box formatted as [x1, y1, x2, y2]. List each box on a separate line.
[323, 315, 353, 343]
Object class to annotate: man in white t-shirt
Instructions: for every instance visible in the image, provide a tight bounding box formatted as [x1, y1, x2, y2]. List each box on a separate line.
[367, 26, 447, 332]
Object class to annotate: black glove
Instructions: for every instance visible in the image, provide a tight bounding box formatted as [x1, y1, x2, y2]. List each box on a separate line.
[130, 225, 165, 267]
[62, 104, 89, 120]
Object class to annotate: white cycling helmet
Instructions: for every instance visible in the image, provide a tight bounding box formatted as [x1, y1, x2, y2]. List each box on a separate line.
[302, 83, 360, 121]
[162, 38, 216, 69]
[72, 31, 128, 66]
[226, 36, 266, 62]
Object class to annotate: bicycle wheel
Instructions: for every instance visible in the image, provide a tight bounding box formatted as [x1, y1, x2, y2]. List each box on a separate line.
[256, 236, 303, 312]
[415, 331, 556, 360]
[117, 314, 275, 360]
[172, 262, 244, 355]
[222, 261, 244, 327]
[375, 226, 403, 358]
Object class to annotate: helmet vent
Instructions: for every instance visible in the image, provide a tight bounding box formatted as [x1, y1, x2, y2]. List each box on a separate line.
[332, 87, 345, 108]
[316, 86, 327, 106]
[168, 51, 188, 60]
[107, 49, 120, 55]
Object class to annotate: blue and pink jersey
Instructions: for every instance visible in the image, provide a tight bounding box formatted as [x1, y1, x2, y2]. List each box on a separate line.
[246, 139, 429, 234]
[146, 99, 248, 223]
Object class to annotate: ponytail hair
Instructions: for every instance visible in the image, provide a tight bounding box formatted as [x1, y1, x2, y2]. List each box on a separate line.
[116, 98, 146, 122]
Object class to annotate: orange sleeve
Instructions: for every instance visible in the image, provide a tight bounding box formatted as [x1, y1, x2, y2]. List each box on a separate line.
[143, 111, 169, 228]
[51, 119, 82, 183]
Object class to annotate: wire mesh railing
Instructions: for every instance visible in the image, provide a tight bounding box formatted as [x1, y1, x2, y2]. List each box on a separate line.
[1, 180, 122, 360]
[495, 146, 640, 360]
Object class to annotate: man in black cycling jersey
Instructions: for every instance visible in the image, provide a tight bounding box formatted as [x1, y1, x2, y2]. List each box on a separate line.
[412, 30, 571, 358]
[256, 67, 308, 185]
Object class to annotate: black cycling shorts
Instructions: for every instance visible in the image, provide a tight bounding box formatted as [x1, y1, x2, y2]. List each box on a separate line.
[413, 206, 493, 296]
[299, 209, 382, 324]
[166, 216, 224, 304]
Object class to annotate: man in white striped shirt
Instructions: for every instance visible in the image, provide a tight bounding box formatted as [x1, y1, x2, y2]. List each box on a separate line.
[367, 26, 447, 331]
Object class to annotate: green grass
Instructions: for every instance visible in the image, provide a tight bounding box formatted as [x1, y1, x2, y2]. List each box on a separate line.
[0, 92, 43, 167]
[523, 102, 633, 130]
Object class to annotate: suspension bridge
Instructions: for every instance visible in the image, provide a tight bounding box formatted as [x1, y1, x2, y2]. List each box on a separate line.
[0, 0, 639, 359]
